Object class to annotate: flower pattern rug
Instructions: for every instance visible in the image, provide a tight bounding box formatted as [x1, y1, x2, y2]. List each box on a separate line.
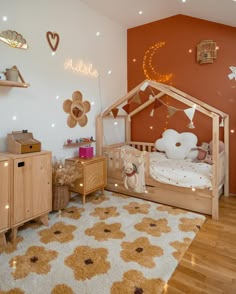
[0, 191, 205, 294]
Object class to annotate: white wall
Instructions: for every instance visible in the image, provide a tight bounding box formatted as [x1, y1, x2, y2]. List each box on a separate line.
[0, 0, 127, 159]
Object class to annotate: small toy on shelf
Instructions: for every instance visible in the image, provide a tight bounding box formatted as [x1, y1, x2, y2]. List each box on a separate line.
[63, 136, 96, 148]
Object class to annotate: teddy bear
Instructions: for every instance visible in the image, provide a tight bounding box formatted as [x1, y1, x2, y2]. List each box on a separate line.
[123, 161, 139, 191]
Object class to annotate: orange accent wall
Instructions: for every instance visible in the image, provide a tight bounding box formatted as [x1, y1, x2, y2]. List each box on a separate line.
[127, 14, 236, 194]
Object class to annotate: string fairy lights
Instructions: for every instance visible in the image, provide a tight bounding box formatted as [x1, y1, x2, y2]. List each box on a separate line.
[143, 41, 173, 83]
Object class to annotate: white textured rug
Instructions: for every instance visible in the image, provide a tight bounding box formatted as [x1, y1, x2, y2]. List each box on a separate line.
[0, 191, 205, 294]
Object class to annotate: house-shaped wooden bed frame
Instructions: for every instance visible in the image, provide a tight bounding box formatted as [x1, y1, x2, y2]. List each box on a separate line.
[96, 80, 229, 220]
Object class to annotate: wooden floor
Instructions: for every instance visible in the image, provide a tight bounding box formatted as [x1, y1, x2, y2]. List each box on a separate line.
[165, 195, 236, 294]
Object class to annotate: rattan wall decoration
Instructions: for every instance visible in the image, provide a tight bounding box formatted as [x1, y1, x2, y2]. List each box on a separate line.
[197, 40, 217, 64]
[63, 91, 91, 128]
[0, 30, 28, 49]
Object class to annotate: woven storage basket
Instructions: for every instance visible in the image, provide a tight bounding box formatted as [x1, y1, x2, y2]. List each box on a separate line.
[52, 185, 70, 210]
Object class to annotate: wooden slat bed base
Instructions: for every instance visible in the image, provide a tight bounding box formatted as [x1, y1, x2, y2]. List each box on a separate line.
[106, 178, 213, 215]
[102, 141, 226, 219]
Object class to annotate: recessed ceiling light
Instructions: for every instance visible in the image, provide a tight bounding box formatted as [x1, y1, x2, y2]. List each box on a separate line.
[107, 70, 112, 75]
[96, 31, 100, 37]
[2, 16, 7, 21]
[182, 0, 186, 2]
[138, 11, 143, 15]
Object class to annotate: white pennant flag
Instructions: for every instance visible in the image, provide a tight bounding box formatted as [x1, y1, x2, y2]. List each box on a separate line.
[184, 107, 196, 128]
[220, 117, 224, 127]
[149, 94, 154, 100]
[184, 107, 196, 121]
[228, 66, 236, 80]
[140, 81, 149, 91]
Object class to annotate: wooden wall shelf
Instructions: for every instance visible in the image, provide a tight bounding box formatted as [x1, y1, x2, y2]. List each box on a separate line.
[0, 66, 29, 88]
[0, 80, 30, 88]
[63, 141, 96, 148]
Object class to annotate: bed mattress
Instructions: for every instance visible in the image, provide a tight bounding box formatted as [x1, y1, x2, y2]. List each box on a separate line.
[149, 152, 212, 189]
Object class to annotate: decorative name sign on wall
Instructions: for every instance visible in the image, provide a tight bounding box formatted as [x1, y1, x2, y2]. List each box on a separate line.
[64, 59, 99, 78]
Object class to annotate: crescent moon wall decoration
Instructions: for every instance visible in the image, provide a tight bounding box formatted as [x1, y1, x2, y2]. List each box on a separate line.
[46, 31, 60, 52]
[142, 41, 173, 83]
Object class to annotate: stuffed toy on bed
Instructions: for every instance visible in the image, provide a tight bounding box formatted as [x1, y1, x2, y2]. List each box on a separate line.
[123, 161, 139, 191]
[197, 140, 225, 164]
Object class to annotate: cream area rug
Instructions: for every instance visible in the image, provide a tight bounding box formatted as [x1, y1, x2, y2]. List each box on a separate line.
[0, 191, 205, 294]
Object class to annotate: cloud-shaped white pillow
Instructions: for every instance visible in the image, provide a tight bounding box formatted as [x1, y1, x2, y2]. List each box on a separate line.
[155, 129, 198, 160]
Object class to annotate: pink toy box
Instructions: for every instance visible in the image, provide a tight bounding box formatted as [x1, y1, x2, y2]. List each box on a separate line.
[79, 146, 94, 159]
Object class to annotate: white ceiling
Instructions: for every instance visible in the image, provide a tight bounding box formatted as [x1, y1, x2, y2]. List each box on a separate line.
[80, 0, 236, 28]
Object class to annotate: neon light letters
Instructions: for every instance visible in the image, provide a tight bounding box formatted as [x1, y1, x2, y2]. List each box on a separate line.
[64, 59, 99, 78]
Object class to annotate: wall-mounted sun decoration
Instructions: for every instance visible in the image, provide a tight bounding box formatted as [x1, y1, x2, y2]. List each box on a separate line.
[63, 91, 90, 128]
[142, 41, 173, 83]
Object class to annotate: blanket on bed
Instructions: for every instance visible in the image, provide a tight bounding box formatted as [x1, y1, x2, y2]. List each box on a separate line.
[150, 152, 212, 189]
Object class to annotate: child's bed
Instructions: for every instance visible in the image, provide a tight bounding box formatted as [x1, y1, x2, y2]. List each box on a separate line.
[96, 80, 229, 220]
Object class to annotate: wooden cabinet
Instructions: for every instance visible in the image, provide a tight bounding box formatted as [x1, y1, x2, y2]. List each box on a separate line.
[0, 157, 10, 246]
[66, 156, 107, 204]
[0, 151, 52, 241]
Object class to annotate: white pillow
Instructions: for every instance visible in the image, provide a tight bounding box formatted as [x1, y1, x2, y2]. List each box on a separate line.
[155, 129, 198, 160]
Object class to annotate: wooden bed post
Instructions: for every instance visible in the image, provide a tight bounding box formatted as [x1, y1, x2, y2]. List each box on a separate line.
[96, 114, 103, 156]
[224, 115, 229, 196]
[126, 115, 131, 142]
[212, 114, 219, 220]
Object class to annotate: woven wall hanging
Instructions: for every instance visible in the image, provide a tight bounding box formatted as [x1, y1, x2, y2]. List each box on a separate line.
[197, 40, 217, 64]
[63, 91, 90, 128]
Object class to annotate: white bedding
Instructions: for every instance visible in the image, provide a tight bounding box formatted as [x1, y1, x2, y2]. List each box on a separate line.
[149, 152, 212, 189]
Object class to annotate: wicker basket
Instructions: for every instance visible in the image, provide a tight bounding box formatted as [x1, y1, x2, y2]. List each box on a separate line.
[52, 185, 70, 210]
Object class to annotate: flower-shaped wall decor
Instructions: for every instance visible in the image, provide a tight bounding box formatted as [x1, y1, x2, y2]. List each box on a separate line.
[63, 91, 91, 128]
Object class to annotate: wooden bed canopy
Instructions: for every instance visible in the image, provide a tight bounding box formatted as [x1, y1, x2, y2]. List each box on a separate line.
[96, 80, 229, 220]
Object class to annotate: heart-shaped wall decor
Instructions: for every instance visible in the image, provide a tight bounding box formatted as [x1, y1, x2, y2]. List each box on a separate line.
[46, 31, 60, 52]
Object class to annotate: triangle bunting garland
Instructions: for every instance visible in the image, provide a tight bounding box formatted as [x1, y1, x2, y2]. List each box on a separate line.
[111, 108, 119, 118]
[184, 107, 196, 129]
[219, 117, 224, 127]
[167, 106, 177, 118]
[131, 92, 142, 104]
[122, 103, 131, 114]
[154, 98, 163, 109]
[140, 81, 149, 91]
[150, 99, 163, 117]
